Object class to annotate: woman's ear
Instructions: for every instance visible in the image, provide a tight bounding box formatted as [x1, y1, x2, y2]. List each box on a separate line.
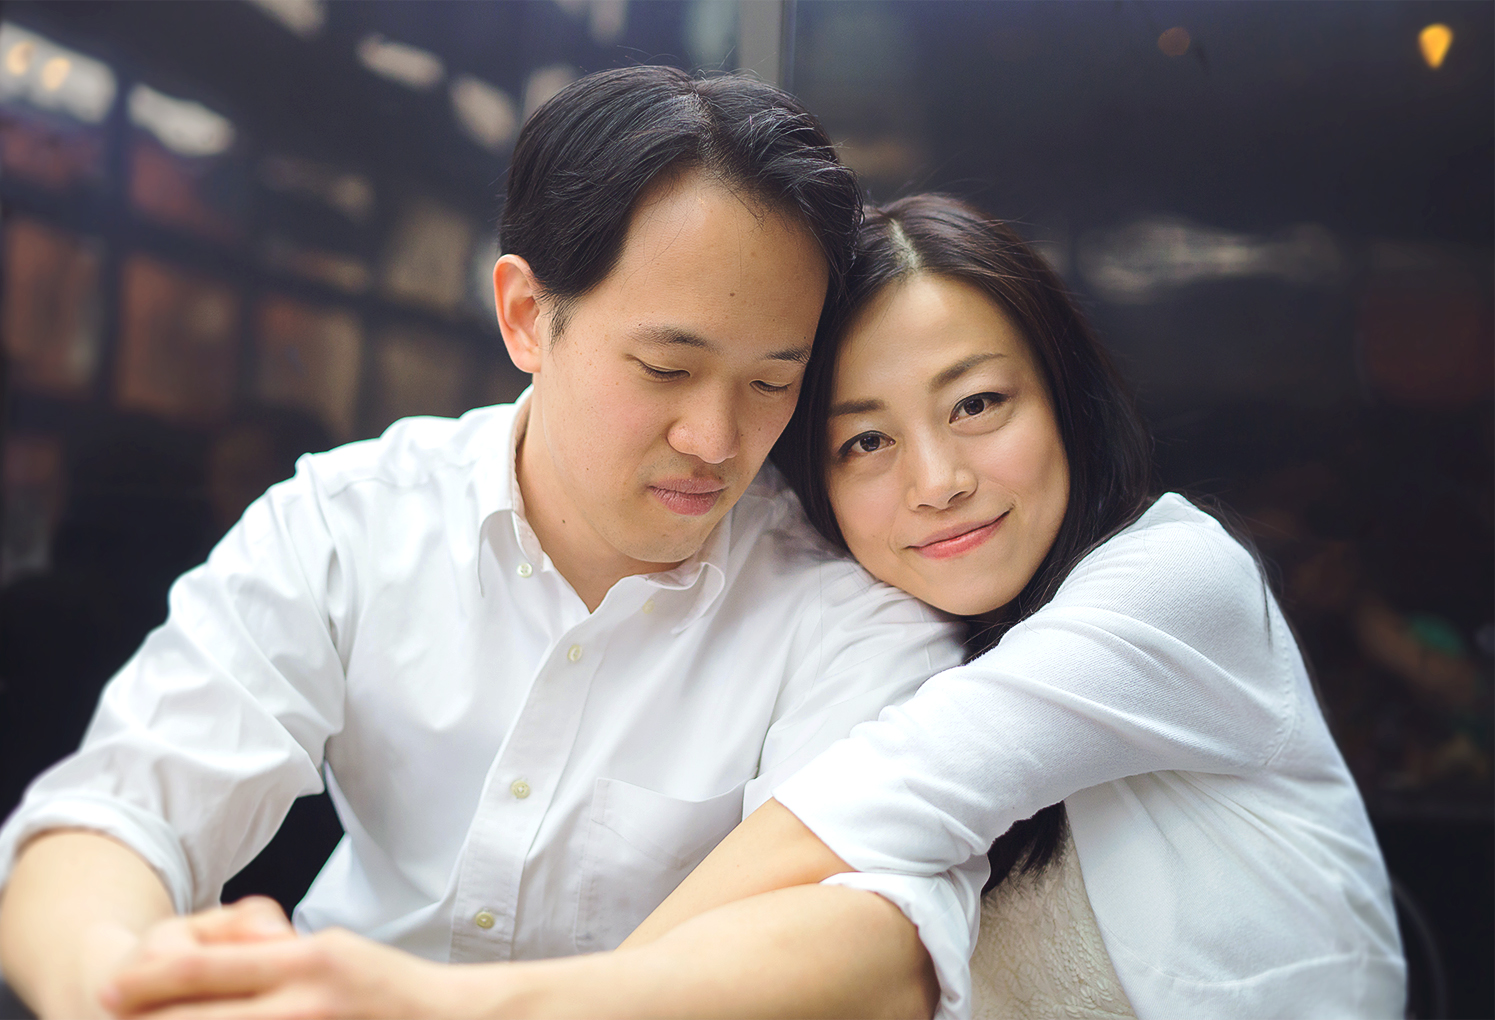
[493, 254, 546, 374]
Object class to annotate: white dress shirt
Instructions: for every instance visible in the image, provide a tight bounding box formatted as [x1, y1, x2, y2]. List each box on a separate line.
[0, 398, 963, 967]
[778, 495, 1405, 1019]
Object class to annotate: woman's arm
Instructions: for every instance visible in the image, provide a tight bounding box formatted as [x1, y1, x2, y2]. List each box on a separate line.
[98, 882, 938, 1020]
[630, 504, 1292, 954]
[621, 798, 844, 948]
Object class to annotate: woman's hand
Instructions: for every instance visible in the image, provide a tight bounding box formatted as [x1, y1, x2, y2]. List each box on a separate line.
[101, 907, 456, 1020]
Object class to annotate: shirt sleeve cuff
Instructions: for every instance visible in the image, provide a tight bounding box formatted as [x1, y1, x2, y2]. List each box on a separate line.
[821, 868, 978, 1020]
[0, 792, 195, 915]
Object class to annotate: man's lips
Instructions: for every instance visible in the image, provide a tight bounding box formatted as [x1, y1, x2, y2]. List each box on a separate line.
[649, 477, 727, 517]
[911, 513, 1007, 560]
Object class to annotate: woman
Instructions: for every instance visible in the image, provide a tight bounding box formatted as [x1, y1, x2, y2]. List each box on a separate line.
[625, 195, 1405, 1019]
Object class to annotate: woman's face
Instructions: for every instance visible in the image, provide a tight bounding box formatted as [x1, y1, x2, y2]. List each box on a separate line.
[825, 274, 1070, 617]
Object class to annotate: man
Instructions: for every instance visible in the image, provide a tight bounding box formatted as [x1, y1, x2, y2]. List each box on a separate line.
[0, 67, 961, 1018]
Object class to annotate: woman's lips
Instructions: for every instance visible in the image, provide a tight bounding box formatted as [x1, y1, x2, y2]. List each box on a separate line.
[649, 479, 726, 517]
[912, 513, 1006, 560]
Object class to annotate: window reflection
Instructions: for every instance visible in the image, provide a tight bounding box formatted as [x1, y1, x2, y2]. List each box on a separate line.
[255, 296, 364, 440]
[370, 327, 469, 432]
[3, 217, 102, 397]
[128, 85, 243, 240]
[381, 198, 475, 313]
[115, 255, 240, 423]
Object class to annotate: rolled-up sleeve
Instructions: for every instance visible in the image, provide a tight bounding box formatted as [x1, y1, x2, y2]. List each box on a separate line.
[0, 459, 352, 913]
[822, 858, 985, 1020]
[774, 506, 1297, 1018]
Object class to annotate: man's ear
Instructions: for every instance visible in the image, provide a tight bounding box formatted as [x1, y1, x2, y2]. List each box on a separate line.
[493, 254, 546, 375]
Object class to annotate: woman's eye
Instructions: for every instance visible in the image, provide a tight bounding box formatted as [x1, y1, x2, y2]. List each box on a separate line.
[754, 380, 793, 395]
[838, 432, 890, 458]
[952, 392, 1005, 421]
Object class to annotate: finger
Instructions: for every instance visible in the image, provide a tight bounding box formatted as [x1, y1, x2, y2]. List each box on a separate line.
[128, 987, 323, 1020]
[191, 897, 295, 944]
[106, 942, 303, 1017]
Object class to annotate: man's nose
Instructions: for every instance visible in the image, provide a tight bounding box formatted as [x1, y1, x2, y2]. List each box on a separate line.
[905, 439, 975, 510]
[668, 387, 741, 464]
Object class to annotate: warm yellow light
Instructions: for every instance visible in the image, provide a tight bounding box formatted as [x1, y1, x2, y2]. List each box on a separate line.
[39, 55, 70, 91]
[1420, 24, 1453, 69]
[1158, 26, 1191, 58]
[5, 40, 34, 76]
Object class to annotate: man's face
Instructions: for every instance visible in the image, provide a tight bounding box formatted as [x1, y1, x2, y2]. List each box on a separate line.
[514, 172, 830, 587]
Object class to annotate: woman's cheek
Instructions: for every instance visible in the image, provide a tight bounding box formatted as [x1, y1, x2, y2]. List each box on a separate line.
[831, 474, 890, 551]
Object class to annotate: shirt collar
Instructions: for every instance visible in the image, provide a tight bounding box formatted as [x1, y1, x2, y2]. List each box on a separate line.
[473, 389, 731, 627]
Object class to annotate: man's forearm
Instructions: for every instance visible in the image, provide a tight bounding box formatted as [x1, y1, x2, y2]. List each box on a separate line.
[463, 884, 937, 1020]
[0, 830, 175, 1018]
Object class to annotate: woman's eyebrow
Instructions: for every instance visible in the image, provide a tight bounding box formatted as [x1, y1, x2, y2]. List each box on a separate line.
[929, 352, 1005, 392]
[828, 397, 885, 418]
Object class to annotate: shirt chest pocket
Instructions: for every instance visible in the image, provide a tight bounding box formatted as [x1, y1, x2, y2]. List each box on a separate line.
[573, 777, 748, 953]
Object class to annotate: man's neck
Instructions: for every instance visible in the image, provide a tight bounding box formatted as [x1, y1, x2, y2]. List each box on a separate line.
[513, 414, 676, 613]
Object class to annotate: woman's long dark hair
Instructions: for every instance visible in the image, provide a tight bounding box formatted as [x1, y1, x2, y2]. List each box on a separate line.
[772, 194, 1157, 890]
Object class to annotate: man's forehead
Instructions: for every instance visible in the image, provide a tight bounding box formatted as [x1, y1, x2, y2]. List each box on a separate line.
[627, 325, 812, 365]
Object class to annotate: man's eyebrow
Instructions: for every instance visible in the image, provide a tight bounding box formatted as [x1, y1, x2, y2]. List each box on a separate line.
[632, 326, 714, 351]
[766, 345, 812, 365]
[930, 352, 1005, 392]
[828, 397, 885, 419]
[631, 327, 811, 365]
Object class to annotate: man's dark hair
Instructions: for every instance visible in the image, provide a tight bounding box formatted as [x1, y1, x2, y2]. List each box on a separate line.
[501, 65, 861, 335]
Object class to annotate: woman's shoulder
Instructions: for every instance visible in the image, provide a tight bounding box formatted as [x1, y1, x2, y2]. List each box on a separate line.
[1047, 493, 1277, 654]
[1063, 493, 1260, 596]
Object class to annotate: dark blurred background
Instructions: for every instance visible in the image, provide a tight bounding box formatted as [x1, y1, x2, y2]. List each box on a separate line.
[0, 2, 1488, 1016]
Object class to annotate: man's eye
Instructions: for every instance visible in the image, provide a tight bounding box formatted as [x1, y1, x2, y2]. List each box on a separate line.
[838, 432, 890, 458]
[638, 361, 685, 381]
[951, 393, 1006, 421]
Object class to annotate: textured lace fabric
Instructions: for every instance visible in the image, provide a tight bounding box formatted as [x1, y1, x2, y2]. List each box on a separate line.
[970, 829, 1136, 1019]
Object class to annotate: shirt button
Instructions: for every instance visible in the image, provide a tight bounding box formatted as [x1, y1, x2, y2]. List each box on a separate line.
[510, 779, 531, 799]
[567, 644, 583, 663]
[641, 599, 655, 614]
[517, 562, 533, 578]
[473, 910, 496, 929]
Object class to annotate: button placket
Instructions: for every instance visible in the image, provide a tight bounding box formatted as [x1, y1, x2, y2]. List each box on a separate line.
[448, 624, 604, 964]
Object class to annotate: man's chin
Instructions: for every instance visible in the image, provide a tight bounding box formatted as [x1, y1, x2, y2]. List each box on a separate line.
[624, 514, 725, 568]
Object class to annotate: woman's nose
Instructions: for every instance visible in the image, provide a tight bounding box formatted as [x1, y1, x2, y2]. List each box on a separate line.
[905, 441, 975, 510]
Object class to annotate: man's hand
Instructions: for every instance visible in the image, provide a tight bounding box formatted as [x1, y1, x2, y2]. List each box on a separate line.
[101, 913, 451, 1020]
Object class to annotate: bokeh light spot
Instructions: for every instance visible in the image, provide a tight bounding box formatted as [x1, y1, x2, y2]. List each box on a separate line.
[1158, 26, 1191, 58]
[1419, 23, 1453, 69]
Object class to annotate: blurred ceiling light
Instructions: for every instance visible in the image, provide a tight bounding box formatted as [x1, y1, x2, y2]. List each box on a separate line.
[260, 153, 375, 222]
[5, 39, 33, 76]
[1077, 218, 1343, 303]
[451, 75, 518, 152]
[685, 0, 736, 69]
[0, 22, 116, 122]
[357, 34, 444, 90]
[1419, 23, 1453, 69]
[129, 84, 236, 158]
[1157, 26, 1191, 58]
[39, 55, 69, 91]
[245, 0, 326, 39]
[523, 64, 577, 119]
[554, 0, 628, 45]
